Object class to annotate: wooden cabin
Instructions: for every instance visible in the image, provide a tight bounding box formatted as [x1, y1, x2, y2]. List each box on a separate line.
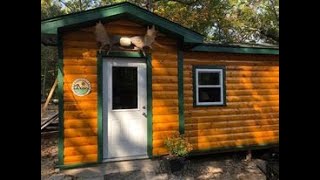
[41, 2, 279, 168]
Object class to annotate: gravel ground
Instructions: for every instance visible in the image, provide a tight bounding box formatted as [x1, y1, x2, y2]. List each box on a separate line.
[41, 133, 269, 180]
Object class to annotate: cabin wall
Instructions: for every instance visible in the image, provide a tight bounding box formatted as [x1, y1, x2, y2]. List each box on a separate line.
[183, 52, 279, 151]
[62, 19, 179, 164]
[151, 38, 179, 155]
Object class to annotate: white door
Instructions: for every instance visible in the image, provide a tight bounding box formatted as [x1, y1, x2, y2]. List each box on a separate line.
[102, 58, 147, 160]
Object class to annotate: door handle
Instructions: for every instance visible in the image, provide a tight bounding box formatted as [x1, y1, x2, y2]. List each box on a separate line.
[142, 106, 146, 109]
[142, 112, 147, 117]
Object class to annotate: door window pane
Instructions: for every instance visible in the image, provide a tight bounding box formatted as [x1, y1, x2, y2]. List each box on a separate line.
[112, 67, 138, 109]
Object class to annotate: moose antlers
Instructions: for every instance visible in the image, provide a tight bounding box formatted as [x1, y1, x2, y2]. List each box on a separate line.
[95, 22, 157, 55]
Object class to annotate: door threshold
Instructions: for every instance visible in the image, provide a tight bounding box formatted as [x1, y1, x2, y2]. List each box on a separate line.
[103, 155, 149, 163]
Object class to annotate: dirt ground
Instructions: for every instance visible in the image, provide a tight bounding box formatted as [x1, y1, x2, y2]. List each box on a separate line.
[41, 133, 59, 179]
[41, 132, 272, 180]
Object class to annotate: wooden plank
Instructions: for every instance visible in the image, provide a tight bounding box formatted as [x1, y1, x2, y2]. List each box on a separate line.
[152, 61, 177, 68]
[184, 125, 279, 137]
[153, 107, 179, 115]
[64, 136, 97, 147]
[185, 119, 279, 130]
[64, 66, 97, 74]
[64, 59, 97, 66]
[64, 92, 97, 102]
[153, 122, 179, 131]
[63, 48, 97, 58]
[185, 113, 278, 123]
[107, 19, 143, 27]
[226, 89, 279, 96]
[153, 99, 179, 107]
[64, 111, 97, 119]
[64, 145, 97, 156]
[226, 95, 278, 102]
[226, 71, 279, 77]
[153, 115, 179, 123]
[184, 101, 279, 110]
[152, 54, 177, 61]
[152, 68, 177, 76]
[184, 60, 278, 66]
[153, 91, 178, 99]
[64, 154, 97, 164]
[185, 107, 279, 117]
[152, 76, 178, 83]
[64, 128, 98, 138]
[64, 102, 97, 111]
[64, 119, 97, 129]
[184, 53, 278, 61]
[152, 84, 178, 91]
[153, 130, 177, 140]
[153, 147, 168, 155]
[226, 66, 279, 71]
[64, 40, 97, 49]
[63, 31, 95, 41]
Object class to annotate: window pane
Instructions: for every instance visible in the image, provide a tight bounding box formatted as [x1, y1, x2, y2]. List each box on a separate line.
[112, 67, 137, 109]
[198, 88, 221, 102]
[198, 72, 220, 85]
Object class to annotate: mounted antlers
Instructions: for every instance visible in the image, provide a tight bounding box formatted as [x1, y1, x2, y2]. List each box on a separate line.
[94, 22, 157, 55]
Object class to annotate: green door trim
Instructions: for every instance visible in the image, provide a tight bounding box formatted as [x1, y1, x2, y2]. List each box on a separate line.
[97, 51, 153, 161]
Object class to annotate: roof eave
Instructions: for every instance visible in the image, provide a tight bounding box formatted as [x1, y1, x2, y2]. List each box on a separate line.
[41, 2, 204, 44]
[192, 45, 279, 55]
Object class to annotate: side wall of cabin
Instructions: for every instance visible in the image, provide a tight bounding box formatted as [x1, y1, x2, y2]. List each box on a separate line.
[183, 52, 279, 151]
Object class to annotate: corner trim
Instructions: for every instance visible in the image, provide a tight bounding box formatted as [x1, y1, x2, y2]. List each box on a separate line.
[57, 33, 64, 166]
[178, 43, 184, 134]
[146, 53, 153, 157]
[97, 53, 103, 163]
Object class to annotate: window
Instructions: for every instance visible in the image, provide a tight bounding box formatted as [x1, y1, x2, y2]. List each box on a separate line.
[112, 67, 138, 109]
[193, 66, 226, 106]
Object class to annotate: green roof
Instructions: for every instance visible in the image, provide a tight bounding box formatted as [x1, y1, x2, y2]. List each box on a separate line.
[41, 2, 204, 44]
[192, 43, 279, 55]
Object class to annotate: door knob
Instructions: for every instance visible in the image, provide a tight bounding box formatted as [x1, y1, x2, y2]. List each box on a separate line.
[142, 106, 146, 109]
[142, 112, 147, 117]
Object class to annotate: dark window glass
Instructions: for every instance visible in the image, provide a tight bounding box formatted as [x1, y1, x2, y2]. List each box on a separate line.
[198, 72, 220, 85]
[112, 67, 137, 109]
[198, 88, 221, 102]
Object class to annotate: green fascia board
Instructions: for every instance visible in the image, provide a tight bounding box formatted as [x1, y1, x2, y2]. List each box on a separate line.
[41, 2, 203, 44]
[192, 45, 279, 55]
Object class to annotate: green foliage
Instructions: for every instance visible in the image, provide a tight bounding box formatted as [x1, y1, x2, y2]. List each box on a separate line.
[164, 132, 193, 157]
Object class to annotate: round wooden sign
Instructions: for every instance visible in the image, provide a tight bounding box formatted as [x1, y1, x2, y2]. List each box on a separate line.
[71, 78, 91, 96]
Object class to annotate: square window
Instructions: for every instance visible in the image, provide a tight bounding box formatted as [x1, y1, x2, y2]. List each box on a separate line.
[194, 67, 226, 106]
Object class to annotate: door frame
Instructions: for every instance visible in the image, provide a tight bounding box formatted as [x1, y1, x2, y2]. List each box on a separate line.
[97, 52, 153, 163]
[103, 57, 147, 160]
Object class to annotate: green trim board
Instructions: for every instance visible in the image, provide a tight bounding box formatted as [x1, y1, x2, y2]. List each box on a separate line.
[57, 32, 64, 165]
[192, 45, 279, 55]
[177, 43, 185, 134]
[100, 51, 145, 58]
[146, 53, 153, 157]
[192, 65, 227, 107]
[41, 2, 203, 43]
[97, 53, 103, 163]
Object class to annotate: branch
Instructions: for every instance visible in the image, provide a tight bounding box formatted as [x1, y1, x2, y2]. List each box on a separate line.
[59, 0, 74, 12]
[153, 0, 199, 6]
[269, 0, 279, 22]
